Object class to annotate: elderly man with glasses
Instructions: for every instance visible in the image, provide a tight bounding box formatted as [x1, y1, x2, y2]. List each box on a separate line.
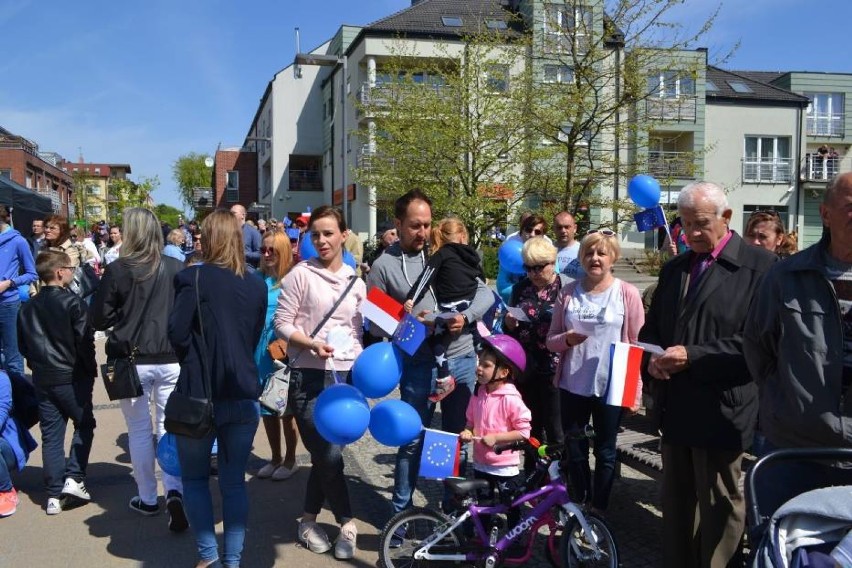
[639, 181, 777, 567]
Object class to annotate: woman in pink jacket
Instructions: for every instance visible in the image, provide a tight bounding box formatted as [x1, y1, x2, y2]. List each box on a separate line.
[546, 230, 644, 516]
[273, 206, 366, 560]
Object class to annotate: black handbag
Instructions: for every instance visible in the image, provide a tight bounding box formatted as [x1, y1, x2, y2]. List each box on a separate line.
[100, 263, 164, 401]
[164, 267, 214, 439]
[71, 262, 100, 299]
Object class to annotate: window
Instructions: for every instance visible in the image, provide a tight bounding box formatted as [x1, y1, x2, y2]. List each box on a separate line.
[543, 64, 574, 84]
[441, 16, 463, 27]
[226, 170, 239, 202]
[727, 81, 752, 94]
[486, 19, 507, 30]
[87, 184, 100, 195]
[483, 64, 509, 92]
[94, 167, 101, 175]
[805, 92, 844, 137]
[289, 155, 323, 191]
[543, 4, 591, 54]
[648, 71, 695, 98]
[743, 136, 792, 183]
[741, 205, 788, 234]
[705, 80, 718, 92]
[85, 205, 102, 216]
[0, 170, 10, 180]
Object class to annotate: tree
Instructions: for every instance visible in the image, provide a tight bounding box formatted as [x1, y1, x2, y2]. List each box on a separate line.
[153, 203, 184, 228]
[108, 176, 159, 225]
[71, 169, 94, 226]
[172, 153, 212, 211]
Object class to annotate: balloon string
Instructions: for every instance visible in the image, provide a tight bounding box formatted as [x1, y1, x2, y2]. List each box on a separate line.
[328, 358, 344, 385]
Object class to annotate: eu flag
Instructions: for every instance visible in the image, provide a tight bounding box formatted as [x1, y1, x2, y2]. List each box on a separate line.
[634, 206, 667, 232]
[392, 314, 427, 357]
[419, 429, 460, 479]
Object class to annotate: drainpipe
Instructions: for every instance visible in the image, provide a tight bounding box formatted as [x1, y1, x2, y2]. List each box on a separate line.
[793, 103, 803, 237]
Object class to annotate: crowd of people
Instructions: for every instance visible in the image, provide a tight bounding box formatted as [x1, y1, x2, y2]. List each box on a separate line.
[0, 173, 848, 567]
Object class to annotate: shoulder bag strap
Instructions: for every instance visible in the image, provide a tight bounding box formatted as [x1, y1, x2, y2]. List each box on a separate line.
[307, 275, 358, 339]
[194, 266, 212, 399]
[128, 262, 164, 357]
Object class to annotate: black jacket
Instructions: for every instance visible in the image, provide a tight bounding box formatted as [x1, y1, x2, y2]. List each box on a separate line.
[17, 286, 96, 385]
[407, 242, 484, 305]
[639, 232, 777, 450]
[168, 264, 266, 401]
[90, 256, 184, 364]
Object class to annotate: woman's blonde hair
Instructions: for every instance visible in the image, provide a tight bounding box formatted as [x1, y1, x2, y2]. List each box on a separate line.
[166, 228, 185, 246]
[579, 231, 621, 265]
[430, 217, 468, 253]
[200, 209, 246, 276]
[522, 236, 557, 266]
[122, 208, 163, 279]
[260, 230, 293, 284]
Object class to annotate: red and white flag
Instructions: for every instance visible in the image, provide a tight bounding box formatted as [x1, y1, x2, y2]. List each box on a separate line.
[361, 287, 405, 336]
[606, 342, 643, 408]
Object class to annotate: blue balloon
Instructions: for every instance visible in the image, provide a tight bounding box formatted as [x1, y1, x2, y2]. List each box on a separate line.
[369, 400, 423, 446]
[343, 249, 356, 269]
[314, 384, 370, 445]
[157, 432, 181, 477]
[352, 343, 403, 399]
[627, 174, 662, 209]
[498, 238, 525, 275]
[298, 235, 318, 260]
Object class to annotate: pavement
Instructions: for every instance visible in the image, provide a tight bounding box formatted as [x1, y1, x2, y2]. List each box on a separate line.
[2, 338, 664, 567]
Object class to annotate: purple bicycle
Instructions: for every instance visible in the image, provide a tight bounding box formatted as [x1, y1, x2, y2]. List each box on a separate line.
[378, 434, 619, 568]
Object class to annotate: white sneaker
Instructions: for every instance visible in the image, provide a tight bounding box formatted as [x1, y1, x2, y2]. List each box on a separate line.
[298, 520, 332, 554]
[334, 522, 358, 560]
[61, 478, 91, 501]
[271, 464, 297, 481]
[46, 497, 62, 515]
[257, 462, 279, 479]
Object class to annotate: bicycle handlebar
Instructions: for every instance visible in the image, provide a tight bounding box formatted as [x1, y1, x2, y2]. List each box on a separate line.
[493, 426, 596, 456]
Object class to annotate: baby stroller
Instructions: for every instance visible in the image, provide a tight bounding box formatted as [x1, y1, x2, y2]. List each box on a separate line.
[747, 448, 852, 567]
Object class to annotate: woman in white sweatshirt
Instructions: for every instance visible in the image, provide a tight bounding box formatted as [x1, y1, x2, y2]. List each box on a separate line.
[273, 205, 365, 560]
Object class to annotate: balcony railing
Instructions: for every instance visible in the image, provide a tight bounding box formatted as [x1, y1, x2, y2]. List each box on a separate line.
[0, 138, 38, 156]
[648, 151, 695, 179]
[741, 157, 793, 183]
[356, 145, 395, 170]
[645, 96, 697, 122]
[806, 113, 844, 137]
[288, 169, 322, 192]
[803, 153, 850, 181]
[358, 81, 450, 108]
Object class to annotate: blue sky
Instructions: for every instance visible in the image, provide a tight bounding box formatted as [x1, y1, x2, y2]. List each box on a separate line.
[1, 0, 849, 211]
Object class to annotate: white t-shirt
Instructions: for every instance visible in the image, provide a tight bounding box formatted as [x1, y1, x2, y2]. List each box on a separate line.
[559, 279, 625, 397]
[103, 243, 121, 265]
[556, 242, 581, 275]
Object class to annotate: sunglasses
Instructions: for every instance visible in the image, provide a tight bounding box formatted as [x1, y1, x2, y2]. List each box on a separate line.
[749, 210, 780, 219]
[523, 263, 552, 273]
[260, 246, 277, 255]
[587, 229, 615, 237]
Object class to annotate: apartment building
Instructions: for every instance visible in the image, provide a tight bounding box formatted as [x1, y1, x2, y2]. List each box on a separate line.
[0, 126, 73, 217]
[59, 160, 132, 223]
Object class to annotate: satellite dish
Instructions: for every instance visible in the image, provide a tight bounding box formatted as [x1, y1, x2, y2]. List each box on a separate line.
[204, 157, 214, 168]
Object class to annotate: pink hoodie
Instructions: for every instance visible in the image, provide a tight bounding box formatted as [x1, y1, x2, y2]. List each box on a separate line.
[465, 383, 532, 468]
[274, 259, 366, 371]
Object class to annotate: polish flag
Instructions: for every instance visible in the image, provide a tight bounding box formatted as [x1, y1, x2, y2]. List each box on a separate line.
[606, 342, 643, 408]
[361, 287, 405, 336]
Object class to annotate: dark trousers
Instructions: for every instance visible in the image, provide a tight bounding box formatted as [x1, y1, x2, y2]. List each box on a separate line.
[290, 367, 353, 522]
[560, 390, 622, 511]
[661, 443, 745, 568]
[35, 380, 96, 497]
[518, 371, 563, 458]
[0, 437, 17, 492]
[473, 469, 522, 531]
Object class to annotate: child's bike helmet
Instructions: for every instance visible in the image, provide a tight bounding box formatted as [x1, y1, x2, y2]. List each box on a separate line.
[480, 334, 527, 375]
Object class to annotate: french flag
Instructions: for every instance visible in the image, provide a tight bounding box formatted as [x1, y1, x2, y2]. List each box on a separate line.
[606, 342, 643, 408]
[361, 287, 405, 336]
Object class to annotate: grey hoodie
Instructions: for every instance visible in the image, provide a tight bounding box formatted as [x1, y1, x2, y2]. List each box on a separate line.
[367, 241, 494, 361]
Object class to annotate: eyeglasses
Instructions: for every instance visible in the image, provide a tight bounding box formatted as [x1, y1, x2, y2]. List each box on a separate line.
[523, 263, 552, 273]
[260, 246, 277, 255]
[587, 229, 615, 237]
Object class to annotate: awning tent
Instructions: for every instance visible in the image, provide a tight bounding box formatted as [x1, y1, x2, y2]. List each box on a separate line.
[0, 176, 55, 233]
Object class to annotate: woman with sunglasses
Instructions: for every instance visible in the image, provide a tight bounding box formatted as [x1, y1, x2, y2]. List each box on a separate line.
[497, 214, 551, 303]
[745, 211, 796, 257]
[503, 237, 567, 468]
[42, 215, 93, 269]
[546, 229, 644, 517]
[254, 230, 301, 481]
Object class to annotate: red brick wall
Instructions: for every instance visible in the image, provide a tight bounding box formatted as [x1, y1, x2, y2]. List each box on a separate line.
[213, 149, 258, 216]
[0, 149, 73, 217]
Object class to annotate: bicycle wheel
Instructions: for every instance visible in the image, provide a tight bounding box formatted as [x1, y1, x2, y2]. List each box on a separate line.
[559, 513, 619, 568]
[378, 507, 465, 568]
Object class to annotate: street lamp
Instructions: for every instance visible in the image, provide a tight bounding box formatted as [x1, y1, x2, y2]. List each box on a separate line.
[294, 52, 349, 226]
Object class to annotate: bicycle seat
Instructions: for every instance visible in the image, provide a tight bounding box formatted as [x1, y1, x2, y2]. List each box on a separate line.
[444, 478, 490, 496]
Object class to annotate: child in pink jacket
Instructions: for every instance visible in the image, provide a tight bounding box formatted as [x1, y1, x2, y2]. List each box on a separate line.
[460, 334, 531, 528]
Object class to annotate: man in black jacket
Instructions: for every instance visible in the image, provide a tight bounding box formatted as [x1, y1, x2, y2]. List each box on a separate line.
[640, 181, 776, 568]
[17, 250, 97, 515]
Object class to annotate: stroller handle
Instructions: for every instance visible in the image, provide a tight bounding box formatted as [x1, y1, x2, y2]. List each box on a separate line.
[746, 447, 852, 526]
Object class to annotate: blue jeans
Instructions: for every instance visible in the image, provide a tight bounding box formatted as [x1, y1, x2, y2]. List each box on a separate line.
[0, 300, 23, 380]
[177, 399, 259, 566]
[0, 437, 17, 492]
[391, 351, 476, 513]
[560, 390, 623, 511]
[35, 380, 96, 497]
